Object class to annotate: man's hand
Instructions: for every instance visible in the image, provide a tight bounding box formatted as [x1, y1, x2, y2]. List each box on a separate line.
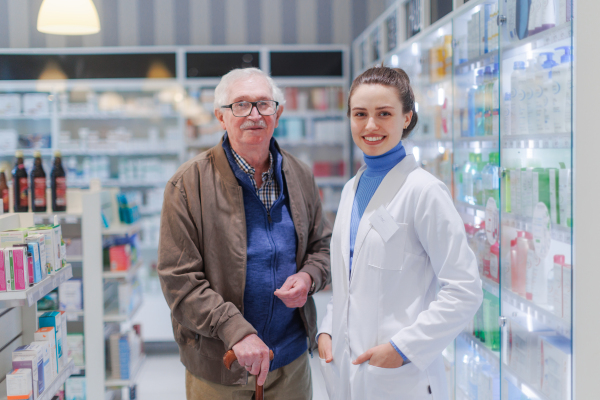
[274, 272, 312, 308]
[231, 334, 271, 386]
[318, 333, 333, 363]
[352, 343, 404, 369]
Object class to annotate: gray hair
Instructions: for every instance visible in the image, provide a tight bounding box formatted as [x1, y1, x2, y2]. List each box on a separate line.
[213, 68, 285, 111]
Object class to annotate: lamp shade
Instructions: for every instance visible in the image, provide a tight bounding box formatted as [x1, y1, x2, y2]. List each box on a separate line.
[37, 0, 101, 35]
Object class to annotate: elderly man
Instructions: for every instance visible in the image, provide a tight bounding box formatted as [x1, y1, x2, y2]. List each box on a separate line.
[158, 67, 332, 400]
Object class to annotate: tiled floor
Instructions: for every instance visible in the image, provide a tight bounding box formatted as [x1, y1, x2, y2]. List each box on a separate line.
[136, 291, 331, 400]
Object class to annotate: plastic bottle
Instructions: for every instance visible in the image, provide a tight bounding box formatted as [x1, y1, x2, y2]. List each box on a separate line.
[475, 69, 486, 136]
[537, 52, 558, 134]
[510, 238, 519, 292]
[12, 151, 29, 213]
[31, 150, 47, 212]
[475, 160, 487, 205]
[51, 151, 67, 212]
[537, 0, 556, 33]
[553, 46, 572, 134]
[510, 61, 527, 135]
[483, 66, 494, 135]
[524, 231, 538, 301]
[463, 153, 474, 203]
[492, 63, 500, 136]
[515, 232, 529, 297]
[528, 0, 541, 36]
[474, 221, 488, 274]
[526, 57, 542, 135]
[0, 169, 8, 213]
[482, 152, 500, 205]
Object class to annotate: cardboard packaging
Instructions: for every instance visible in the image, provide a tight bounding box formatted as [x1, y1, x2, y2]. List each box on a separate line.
[39, 311, 64, 371]
[31, 341, 52, 389]
[541, 335, 572, 400]
[35, 325, 59, 378]
[59, 279, 83, 311]
[12, 343, 48, 399]
[0, 229, 28, 248]
[6, 368, 32, 400]
[0, 248, 6, 292]
[67, 333, 85, 367]
[28, 224, 65, 274]
[5, 247, 29, 291]
[26, 234, 48, 278]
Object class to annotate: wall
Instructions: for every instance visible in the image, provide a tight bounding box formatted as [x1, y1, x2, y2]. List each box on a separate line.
[0, 0, 390, 48]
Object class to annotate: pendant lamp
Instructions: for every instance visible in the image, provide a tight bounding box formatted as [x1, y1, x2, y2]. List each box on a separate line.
[37, 0, 101, 35]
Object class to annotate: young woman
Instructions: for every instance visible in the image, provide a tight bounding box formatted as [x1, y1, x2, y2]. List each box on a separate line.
[317, 67, 483, 400]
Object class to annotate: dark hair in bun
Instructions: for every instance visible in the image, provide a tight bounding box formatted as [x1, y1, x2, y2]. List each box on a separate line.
[347, 66, 418, 139]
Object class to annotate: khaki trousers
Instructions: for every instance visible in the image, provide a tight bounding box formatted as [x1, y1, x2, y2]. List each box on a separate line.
[185, 351, 312, 400]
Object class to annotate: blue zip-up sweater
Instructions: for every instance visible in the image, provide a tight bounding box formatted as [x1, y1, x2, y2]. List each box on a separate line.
[222, 135, 307, 371]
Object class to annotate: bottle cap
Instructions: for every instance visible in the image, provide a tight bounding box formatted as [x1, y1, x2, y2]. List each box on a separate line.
[33, 150, 42, 158]
[484, 66, 492, 76]
[511, 238, 517, 247]
[15, 150, 23, 158]
[540, 52, 558, 69]
[555, 46, 572, 64]
[54, 150, 62, 158]
[554, 255, 565, 265]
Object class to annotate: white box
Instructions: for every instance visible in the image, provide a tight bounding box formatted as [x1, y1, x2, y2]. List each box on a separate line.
[34, 327, 58, 380]
[0, 94, 21, 115]
[22, 93, 50, 116]
[541, 335, 571, 400]
[26, 235, 47, 280]
[12, 343, 47, 399]
[0, 129, 18, 152]
[6, 368, 32, 400]
[562, 264, 572, 322]
[59, 279, 83, 311]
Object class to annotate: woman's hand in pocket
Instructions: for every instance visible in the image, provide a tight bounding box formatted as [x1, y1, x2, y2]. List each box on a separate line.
[353, 343, 404, 368]
[318, 334, 333, 363]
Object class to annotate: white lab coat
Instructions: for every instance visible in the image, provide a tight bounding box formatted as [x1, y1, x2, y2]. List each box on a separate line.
[318, 155, 483, 400]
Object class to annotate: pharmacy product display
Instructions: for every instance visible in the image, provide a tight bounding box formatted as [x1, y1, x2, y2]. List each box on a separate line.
[355, 0, 573, 399]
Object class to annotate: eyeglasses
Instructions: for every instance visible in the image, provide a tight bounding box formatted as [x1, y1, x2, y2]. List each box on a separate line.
[221, 100, 279, 117]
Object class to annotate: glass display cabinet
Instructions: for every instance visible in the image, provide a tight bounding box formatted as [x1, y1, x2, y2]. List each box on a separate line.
[354, 0, 575, 398]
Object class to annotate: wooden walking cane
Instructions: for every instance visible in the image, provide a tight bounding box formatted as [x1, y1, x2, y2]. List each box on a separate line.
[223, 349, 274, 400]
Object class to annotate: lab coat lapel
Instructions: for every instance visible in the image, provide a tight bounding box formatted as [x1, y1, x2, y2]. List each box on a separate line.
[352, 155, 418, 266]
[339, 166, 367, 282]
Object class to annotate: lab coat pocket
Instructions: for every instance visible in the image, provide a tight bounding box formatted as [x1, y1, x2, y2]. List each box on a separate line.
[319, 357, 337, 400]
[365, 363, 432, 399]
[368, 222, 408, 271]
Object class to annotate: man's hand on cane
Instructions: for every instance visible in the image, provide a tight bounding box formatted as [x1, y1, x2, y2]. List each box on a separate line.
[231, 334, 271, 386]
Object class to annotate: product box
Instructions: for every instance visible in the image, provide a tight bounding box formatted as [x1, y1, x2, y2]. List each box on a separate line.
[31, 341, 52, 388]
[28, 225, 64, 274]
[541, 335, 572, 400]
[0, 129, 18, 152]
[34, 327, 58, 381]
[22, 93, 50, 116]
[67, 333, 85, 367]
[562, 263, 572, 322]
[65, 376, 86, 400]
[0, 229, 28, 248]
[13, 243, 38, 286]
[0, 93, 21, 116]
[11, 356, 40, 399]
[109, 244, 131, 272]
[12, 343, 47, 399]
[6, 368, 32, 400]
[550, 255, 565, 317]
[38, 311, 64, 372]
[26, 235, 47, 280]
[59, 310, 69, 366]
[59, 279, 83, 311]
[5, 247, 29, 291]
[0, 248, 6, 292]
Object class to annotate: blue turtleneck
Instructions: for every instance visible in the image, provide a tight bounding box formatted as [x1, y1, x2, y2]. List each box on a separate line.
[348, 139, 410, 364]
[349, 140, 406, 271]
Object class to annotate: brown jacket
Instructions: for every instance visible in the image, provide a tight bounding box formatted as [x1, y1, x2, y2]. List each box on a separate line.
[158, 139, 332, 385]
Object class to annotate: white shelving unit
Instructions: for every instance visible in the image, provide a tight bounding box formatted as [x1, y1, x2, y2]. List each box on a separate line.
[0, 213, 74, 400]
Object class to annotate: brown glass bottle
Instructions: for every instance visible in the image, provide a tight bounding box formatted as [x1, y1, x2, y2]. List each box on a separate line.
[12, 151, 29, 213]
[51, 150, 67, 212]
[0, 169, 8, 213]
[31, 150, 47, 212]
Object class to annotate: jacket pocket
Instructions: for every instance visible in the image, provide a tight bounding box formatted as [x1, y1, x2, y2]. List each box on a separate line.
[318, 357, 338, 399]
[367, 223, 408, 271]
[365, 363, 432, 399]
[199, 335, 227, 360]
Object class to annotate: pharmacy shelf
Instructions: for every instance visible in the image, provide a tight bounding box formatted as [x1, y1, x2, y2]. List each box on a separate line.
[103, 299, 142, 323]
[66, 255, 84, 263]
[283, 110, 347, 118]
[0, 265, 72, 308]
[502, 22, 572, 58]
[103, 259, 144, 282]
[501, 288, 571, 340]
[274, 139, 346, 147]
[454, 136, 500, 150]
[104, 354, 146, 388]
[69, 180, 167, 189]
[36, 359, 76, 400]
[37, 310, 85, 319]
[59, 148, 181, 156]
[102, 221, 141, 236]
[459, 332, 500, 364]
[455, 201, 486, 218]
[139, 207, 162, 216]
[0, 114, 52, 120]
[501, 133, 572, 149]
[482, 276, 500, 298]
[32, 212, 82, 220]
[501, 363, 550, 400]
[315, 177, 347, 186]
[502, 213, 572, 245]
[59, 113, 179, 120]
[0, 149, 54, 157]
[406, 138, 453, 148]
[455, 50, 499, 75]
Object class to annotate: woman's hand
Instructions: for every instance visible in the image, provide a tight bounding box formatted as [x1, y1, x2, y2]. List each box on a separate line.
[352, 343, 404, 369]
[318, 333, 333, 363]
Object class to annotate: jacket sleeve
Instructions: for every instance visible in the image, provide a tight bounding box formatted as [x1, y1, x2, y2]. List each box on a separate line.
[317, 295, 334, 341]
[391, 181, 483, 371]
[157, 180, 256, 350]
[298, 178, 333, 294]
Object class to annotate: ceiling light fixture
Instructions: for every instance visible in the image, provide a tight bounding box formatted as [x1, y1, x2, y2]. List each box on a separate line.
[37, 0, 101, 35]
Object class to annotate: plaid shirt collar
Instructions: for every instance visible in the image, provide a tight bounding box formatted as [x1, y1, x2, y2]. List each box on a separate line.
[231, 148, 275, 184]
